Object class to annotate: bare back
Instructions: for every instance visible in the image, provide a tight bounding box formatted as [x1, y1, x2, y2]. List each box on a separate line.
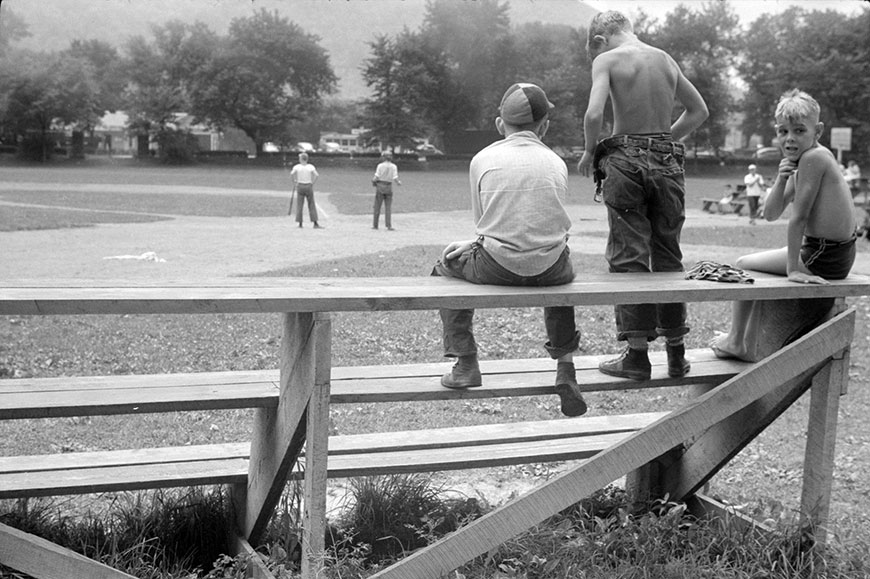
[604, 42, 679, 135]
[794, 145, 857, 240]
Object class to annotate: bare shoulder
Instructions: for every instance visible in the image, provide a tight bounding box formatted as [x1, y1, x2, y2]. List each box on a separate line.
[798, 145, 838, 173]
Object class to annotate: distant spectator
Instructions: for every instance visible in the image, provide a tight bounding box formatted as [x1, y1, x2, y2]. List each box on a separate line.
[845, 160, 861, 192]
[372, 151, 401, 230]
[744, 164, 765, 224]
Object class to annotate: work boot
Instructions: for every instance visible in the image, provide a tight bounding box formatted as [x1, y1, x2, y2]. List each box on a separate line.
[598, 347, 651, 381]
[313, 222, 324, 229]
[554, 362, 587, 417]
[666, 343, 691, 377]
[441, 355, 482, 389]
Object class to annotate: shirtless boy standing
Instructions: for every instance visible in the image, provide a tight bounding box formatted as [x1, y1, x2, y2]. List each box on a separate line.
[577, 11, 708, 381]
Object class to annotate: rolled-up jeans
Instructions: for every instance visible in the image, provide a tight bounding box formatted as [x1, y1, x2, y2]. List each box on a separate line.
[431, 242, 580, 359]
[599, 144, 689, 341]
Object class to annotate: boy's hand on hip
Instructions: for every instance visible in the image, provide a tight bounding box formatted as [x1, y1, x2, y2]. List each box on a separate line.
[577, 151, 594, 177]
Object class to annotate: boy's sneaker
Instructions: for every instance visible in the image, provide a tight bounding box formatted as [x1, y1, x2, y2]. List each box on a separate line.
[441, 357, 482, 389]
[666, 343, 691, 377]
[554, 362, 587, 417]
[598, 347, 651, 381]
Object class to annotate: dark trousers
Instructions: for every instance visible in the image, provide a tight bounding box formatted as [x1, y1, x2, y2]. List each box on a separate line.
[432, 242, 580, 358]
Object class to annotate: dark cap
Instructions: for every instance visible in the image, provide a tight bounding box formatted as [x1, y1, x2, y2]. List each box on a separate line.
[499, 83, 554, 125]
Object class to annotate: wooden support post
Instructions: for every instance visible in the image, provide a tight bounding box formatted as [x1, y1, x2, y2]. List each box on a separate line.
[241, 312, 331, 544]
[659, 364, 820, 499]
[800, 346, 849, 545]
[302, 335, 332, 579]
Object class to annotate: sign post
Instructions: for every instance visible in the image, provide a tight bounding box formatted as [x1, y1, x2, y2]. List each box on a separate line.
[830, 127, 852, 164]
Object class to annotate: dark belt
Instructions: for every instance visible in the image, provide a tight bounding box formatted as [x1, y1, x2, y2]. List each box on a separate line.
[600, 134, 685, 156]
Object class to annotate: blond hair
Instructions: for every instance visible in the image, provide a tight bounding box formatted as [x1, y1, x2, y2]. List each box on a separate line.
[775, 89, 820, 124]
[587, 11, 632, 53]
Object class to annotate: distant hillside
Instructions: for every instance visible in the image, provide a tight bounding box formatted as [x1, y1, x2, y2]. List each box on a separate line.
[3, 0, 597, 100]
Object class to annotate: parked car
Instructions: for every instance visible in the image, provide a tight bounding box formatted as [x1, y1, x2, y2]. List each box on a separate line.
[753, 146, 781, 160]
[292, 141, 316, 153]
[416, 144, 444, 156]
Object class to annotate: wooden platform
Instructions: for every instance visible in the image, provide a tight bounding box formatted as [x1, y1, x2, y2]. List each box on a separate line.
[2, 272, 868, 579]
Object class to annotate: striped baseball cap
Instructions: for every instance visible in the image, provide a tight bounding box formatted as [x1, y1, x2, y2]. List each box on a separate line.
[499, 83, 554, 125]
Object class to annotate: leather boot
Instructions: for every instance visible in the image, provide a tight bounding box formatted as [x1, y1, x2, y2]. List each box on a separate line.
[441, 355, 482, 389]
[598, 347, 651, 381]
[666, 343, 691, 377]
[554, 362, 587, 417]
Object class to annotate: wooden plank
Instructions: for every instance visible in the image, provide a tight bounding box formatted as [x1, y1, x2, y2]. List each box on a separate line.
[318, 431, 634, 477]
[327, 413, 665, 455]
[0, 413, 665, 498]
[0, 522, 137, 579]
[0, 458, 249, 498]
[2, 273, 868, 315]
[244, 313, 329, 544]
[800, 348, 849, 545]
[0, 381, 278, 419]
[367, 309, 855, 579]
[0, 351, 746, 420]
[0, 442, 249, 474]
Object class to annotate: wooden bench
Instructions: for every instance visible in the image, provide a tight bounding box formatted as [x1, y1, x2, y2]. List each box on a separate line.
[2, 272, 869, 579]
[0, 351, 747, 498]
[701, 197, 747, 215]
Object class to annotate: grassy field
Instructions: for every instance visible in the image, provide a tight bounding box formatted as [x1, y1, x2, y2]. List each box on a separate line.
[1, 160, 869, 574]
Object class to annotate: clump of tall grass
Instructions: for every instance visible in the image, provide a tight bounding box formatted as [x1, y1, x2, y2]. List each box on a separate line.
[455, 487, 870, 579]
[0, 487, 234, 578]
[333, 474, 485, 564]
[3, 481, 868, 578]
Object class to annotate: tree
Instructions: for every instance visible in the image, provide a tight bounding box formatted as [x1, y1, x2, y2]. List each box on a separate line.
[362, 30, 472, 150]
[121, 21, 220, 157]
[420, 0, 517, 129]
[190, 9, 336, 155]
[2, 51, 101, 161]
[739, 6, 870, 159]
[639, 1, 740, 151]
[511, 22, 591, 150]
[361, 35, 422, 151]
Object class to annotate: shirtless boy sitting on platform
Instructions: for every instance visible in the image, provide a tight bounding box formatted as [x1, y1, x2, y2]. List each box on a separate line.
[712, 89, 857, 359]
[577, 10, 708, 381]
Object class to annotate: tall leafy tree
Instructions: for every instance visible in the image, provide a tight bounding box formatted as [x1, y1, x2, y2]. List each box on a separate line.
[512, 22, 591, 150]
[639, 1, 740, 151]
[65, 40, 126, 114]
[363, 30, 472, 150]
[190, 9, 336, 155]
[121, 21, 219, 152]
[2, 51, 101, 160]
[420, 0, 516, 129]
[739, 6, 870, 159]
[361, 35, 422, 151]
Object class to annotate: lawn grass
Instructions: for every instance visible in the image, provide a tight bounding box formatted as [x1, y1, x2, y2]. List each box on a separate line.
[1, 160, 869, 576]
